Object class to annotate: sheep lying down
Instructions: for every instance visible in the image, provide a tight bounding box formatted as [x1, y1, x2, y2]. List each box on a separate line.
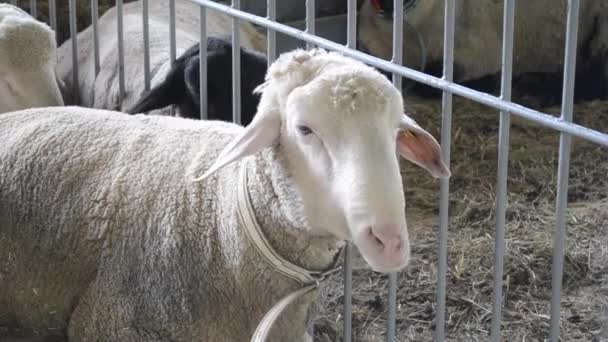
[55, 0, 266, 116]
[359, 0, 608, 102]
[127, 37, 268, 126]
[0, 4, 64, 114]
[0, 49, 450, 342]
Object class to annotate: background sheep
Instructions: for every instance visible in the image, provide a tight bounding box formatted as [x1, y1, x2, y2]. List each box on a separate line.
[56, 0, 266, 116]
[0, 49, 449, 341]
[127, 37, 268, 125]
[0, 3, 64, 114]
[358, 0, 608, 106]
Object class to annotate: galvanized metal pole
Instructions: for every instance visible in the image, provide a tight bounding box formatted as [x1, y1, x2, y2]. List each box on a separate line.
[388, 0, 404, 341]
[91, 0, 100, 76]
[231, 0, 241, 125]
[116, 0, 126, 105]
[266, 0, 276, 65]
[490, 1, 516, 340]
[68, 0, 79, 105]
[342, 2, 358, 340]
[142, 0, 151, 91]
[305, 0, 315, 50]
[199, 5, 208, 120]
[29, 0, 36, 18]
[549, 0, 580, 340]
[435, 0, 455, 340]
[48, 0, 57, 40]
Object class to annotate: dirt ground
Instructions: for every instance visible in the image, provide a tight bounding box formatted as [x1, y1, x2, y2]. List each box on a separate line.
[5, 1, 608, 341]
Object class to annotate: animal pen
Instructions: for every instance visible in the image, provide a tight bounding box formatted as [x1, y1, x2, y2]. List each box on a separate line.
[5, 0, 608, 341]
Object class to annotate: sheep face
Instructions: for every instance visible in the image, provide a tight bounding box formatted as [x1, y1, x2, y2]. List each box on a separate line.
[278, 69, 450, 272]
[199, 49, 450, 273]
[0, 4, 64, 114]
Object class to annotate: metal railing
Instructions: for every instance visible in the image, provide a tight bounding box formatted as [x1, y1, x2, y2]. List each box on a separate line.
[16, 0, 608, 340]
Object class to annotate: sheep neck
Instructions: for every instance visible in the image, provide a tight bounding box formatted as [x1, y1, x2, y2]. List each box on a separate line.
[245, 145, 344, 273]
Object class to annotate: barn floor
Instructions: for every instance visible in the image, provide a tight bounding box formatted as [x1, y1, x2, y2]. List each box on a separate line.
[315, 97, 608, 342]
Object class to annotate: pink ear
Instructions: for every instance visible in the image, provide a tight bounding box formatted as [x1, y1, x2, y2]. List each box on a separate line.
[397, 115, 451, 178]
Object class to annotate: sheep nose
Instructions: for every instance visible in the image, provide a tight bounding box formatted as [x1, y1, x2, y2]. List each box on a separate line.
[368, 223, 404, 256]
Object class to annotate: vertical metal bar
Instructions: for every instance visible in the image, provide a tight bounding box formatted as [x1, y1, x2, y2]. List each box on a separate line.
[199, 6, 208, 120]
[231, 0, 241, 125]
[342, 2, 357, 341]
[435, 0, 455, 340]
[305, 0, 315, 50]
[343, 243, 353, 342]
[68, 0, 80, 105]
[266, 0, 276, 65]
[48, 0, 57, 39]
[142, 0, 151, 91]
[116, 0, 126, 105]
[346, 0, 357, 49]
[387, 1, 403, 341]
[29, 0, 36, 18]
[490, 1, 516, 340]
[549, 1, 579, 340]
[169, 0, 177, 64]
[91, 0, 100, 76]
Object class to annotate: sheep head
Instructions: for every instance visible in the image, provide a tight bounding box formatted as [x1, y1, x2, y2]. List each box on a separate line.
[0, 4, 64, 114]
[198, 49, 449, 273]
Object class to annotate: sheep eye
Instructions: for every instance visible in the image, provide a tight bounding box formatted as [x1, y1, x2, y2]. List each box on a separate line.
[297, 125, 313, 136]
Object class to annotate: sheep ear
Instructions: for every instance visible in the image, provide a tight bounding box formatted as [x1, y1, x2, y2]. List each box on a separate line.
[397, 114, 451, 178]
[192, 112, 280, 181]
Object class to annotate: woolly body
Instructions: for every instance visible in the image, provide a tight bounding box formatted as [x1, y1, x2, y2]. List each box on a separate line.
[0, 107, 337, 341]
[359, 0, 608, 93]
[0, 4, 64, 113]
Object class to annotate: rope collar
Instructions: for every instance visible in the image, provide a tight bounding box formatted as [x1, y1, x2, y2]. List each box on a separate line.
[236, 159, 343, 342]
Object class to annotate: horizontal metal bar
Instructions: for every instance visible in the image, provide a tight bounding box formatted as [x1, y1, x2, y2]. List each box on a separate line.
[183, 0, 608, 147]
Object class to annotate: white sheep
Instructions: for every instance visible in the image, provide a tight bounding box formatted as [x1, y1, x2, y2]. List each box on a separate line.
[0, 3, 64, 114]
[0, 49, 449, 342]
[55, 0, 266, 115]
[359, 0, 608, 100]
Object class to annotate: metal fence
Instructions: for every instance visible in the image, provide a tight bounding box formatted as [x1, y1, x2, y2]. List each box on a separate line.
[14, 0, 608, 341]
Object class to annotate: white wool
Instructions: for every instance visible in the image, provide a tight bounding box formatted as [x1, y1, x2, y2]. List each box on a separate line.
[0, 4, 64, 113]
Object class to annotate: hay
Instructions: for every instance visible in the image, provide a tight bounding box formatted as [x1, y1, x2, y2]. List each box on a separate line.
[315, 97, 608, 341]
